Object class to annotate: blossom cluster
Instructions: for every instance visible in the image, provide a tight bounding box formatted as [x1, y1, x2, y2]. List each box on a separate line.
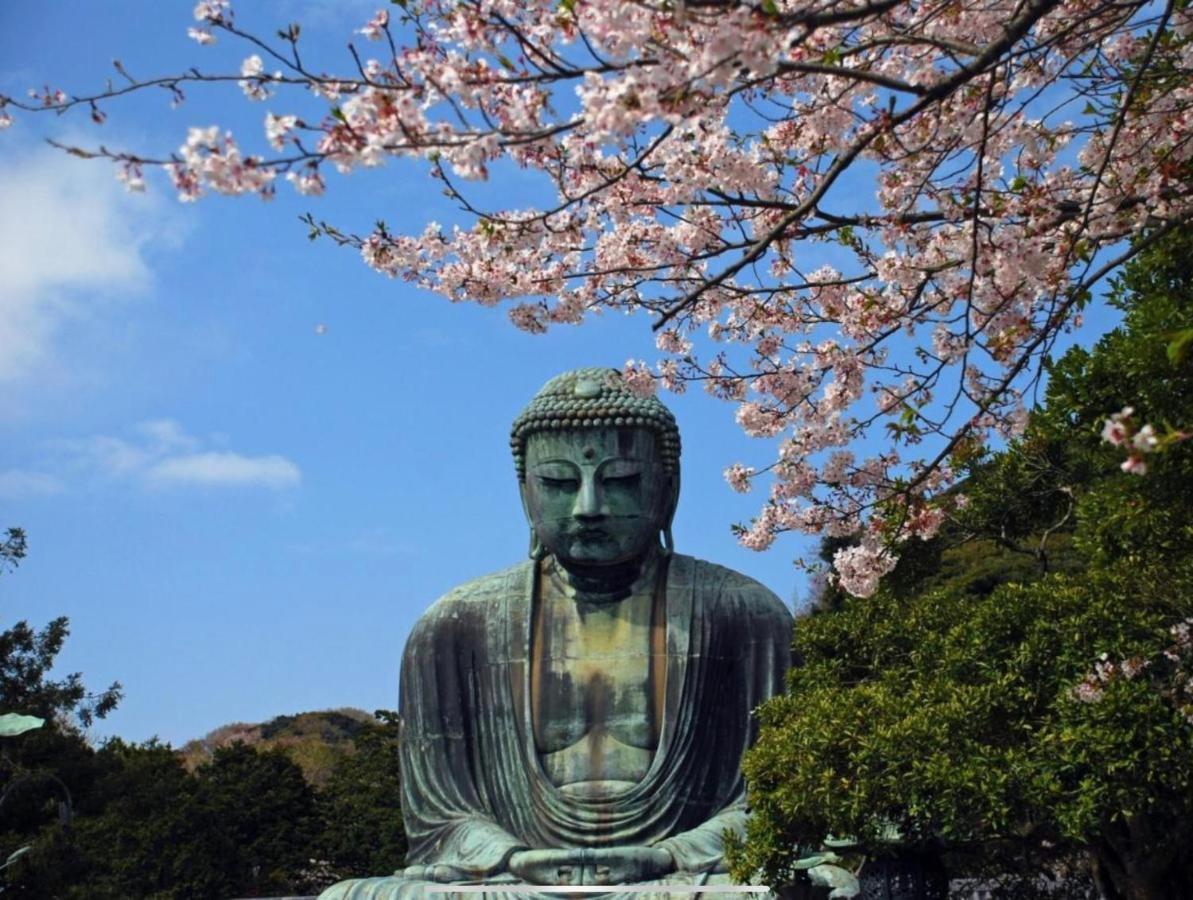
[6, 0, 1192, 594]
[1071, 620, 1193, 725]
[1101, 406, 1189, 474]
[1071, 653, 1145, 704]
[832, 541, 899, 599]
[169, 126, 275, 201]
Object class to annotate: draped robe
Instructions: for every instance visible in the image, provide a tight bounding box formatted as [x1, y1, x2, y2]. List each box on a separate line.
[319, 553, 792, 899]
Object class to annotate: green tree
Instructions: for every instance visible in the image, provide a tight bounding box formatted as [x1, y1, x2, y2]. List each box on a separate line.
[316, 709, 406, 881]
[0, 528, 121, 727]
[188, 742, 323, 897]
[1, 533, 123, 896]
[13, 740, 197, 899]
[11, 738, 342, 899]
[0, 618, 121, 731]
[735, 232, 1193, 900]
[0, 529, 26, 574]
[83, 740, 202, 898]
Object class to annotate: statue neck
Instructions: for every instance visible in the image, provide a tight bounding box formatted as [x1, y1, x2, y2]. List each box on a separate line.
[545, 549, 660, 604]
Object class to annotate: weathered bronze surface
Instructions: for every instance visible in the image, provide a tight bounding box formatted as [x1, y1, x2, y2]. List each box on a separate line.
[319, 368, 793, 899]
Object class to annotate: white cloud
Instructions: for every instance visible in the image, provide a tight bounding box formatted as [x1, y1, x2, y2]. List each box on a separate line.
[41, 419, 301, 492]
[0, 469, 65, 499]
[135, 418, 200, 453]
[146, 452, 300, 489]
[58, 434, 154, 477]
[51, 418, 205, 479]
[0, 147, 168, 386]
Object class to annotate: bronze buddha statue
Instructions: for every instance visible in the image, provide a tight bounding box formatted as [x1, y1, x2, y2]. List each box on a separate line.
[320, 368, 793, 898]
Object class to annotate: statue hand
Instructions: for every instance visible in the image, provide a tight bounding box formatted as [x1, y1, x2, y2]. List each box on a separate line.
[507, 848, 587, 885]
[399, 863, 467, 883]
[586, 846, 675, 885]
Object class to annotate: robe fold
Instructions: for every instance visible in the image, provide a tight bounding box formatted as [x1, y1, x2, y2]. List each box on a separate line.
[319, 554, 792, 900]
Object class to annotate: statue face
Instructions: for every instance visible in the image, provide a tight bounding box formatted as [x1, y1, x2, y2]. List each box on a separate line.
[522, 427, 673, 568]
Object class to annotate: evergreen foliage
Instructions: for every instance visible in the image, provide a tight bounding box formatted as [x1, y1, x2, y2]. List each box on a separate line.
[2, 723, 408, 897]
[1, 722, 408, 898]
[0, 529, 26, 574]
[316, 710, 407, 882]
[735, 232, 1193, 900]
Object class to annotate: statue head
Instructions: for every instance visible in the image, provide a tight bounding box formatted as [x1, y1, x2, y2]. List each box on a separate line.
[511, 368, 681, 573]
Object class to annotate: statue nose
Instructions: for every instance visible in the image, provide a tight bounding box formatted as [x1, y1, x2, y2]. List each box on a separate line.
[573, 476, 606, 519]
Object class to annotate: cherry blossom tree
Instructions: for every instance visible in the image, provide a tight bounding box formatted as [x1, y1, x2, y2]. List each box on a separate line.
[4, 0, 1190, 594]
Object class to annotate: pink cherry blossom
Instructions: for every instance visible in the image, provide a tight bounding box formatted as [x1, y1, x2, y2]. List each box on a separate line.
[1120, 657, 1149, 679]
[1101, 418, 1129, 446]
[264, 113, 297, 151]
[193, 0, 229, 23]
[1100, 407, 1186, 474]
[238, 55, 269, 101]
[724, 464, 755, 494]
[622, 361, 657, 398]
[116, 161, 145, 192]
[1174, 620, 1193, 651]
[11, 0, 1192, 595]
[1072, 624, 1193, 720]
[1120, 455, 1149, 476]
[1132, 423, 1159, 452]
[285, 169, 325, 196]
[168, 125, 276, 200]
[833, 542, 898, 599]
[358, 10, 389, 42]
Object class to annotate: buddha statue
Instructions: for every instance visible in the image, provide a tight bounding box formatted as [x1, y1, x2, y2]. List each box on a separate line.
[320, 368, 793, 898]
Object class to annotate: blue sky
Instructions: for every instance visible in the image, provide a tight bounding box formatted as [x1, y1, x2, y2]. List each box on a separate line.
[0, 1, 826, 746]
[0, 2, 1126, 748]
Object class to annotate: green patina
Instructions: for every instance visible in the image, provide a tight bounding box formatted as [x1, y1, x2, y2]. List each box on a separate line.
[320, 369, 793, 899]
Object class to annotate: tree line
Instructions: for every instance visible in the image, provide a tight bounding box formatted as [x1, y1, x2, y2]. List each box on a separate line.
[0, 622, 404, 899]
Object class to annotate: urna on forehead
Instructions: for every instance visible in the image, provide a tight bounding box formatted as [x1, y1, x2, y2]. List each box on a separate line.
[510, 367, 681, 480]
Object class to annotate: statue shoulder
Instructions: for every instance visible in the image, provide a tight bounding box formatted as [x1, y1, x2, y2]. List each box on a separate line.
[409, 560, 533, 639]
[677, 554, 792, 625]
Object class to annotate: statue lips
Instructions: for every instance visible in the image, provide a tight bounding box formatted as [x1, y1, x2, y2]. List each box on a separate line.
[574, 527, 609, 540]
[570, 514, 641, 535]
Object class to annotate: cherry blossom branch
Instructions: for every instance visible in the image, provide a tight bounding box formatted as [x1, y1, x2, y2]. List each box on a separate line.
[4, 0, 1189, 594]
[652, 0, 1064, 330]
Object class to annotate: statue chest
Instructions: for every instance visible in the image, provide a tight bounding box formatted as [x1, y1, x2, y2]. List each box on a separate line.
[530, 585, 665, 794]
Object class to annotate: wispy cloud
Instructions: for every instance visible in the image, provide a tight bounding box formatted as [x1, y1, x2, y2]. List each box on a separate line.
[146, 452, 300, 489]
[0, 469, 65, 499]
[24, 419, 302, 493]
[0, 147, 171, 392]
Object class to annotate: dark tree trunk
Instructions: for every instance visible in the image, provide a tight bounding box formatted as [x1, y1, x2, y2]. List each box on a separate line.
[1091, 815, 1188, 900]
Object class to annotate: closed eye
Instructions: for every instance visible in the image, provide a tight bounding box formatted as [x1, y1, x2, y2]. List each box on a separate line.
[603, 474, 641, 489]
[538, 476, 579, 491]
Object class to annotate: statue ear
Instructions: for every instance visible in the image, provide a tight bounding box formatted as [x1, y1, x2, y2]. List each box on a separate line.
[518, 480, 531, 522]
[528, 528, 545, 560]
[661, 471, 679, 557]
[519, 481, 546, 560]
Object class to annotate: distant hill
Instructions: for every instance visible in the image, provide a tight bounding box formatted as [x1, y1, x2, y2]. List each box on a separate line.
[178, 707, 380, 786]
